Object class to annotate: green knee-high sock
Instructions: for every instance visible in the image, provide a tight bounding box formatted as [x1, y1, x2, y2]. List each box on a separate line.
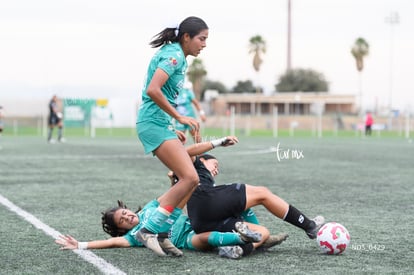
[159, 207, 182, 233]
[144, 207, 171, 233]
[241, 208, 259, 224]
[207, 231, 244, 247]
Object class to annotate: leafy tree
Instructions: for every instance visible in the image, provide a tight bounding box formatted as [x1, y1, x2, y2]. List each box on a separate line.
[276, 68, 329, 92]
[232, 80, 256, 93]
[203, 80, 228, 93]
[201, 80, 228, 100]
[187, 58, 207, 100]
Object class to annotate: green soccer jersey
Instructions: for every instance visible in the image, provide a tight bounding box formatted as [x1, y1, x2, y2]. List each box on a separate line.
[123, 200, 159, 247]
[176, 88, 196, 117]
[137, 42, 187, 124]
[123, 200, 194, 250]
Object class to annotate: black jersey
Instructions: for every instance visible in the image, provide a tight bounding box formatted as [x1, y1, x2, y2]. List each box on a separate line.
[193, 156, 215, 187]
[48, 98, 61, 125]
[49, 99, 57, 115]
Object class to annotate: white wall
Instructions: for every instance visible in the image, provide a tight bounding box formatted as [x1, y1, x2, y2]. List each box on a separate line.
[0, 97, 140, 127]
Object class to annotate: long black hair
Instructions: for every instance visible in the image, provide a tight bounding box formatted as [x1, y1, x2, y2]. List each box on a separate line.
[101, 200, 142, 237]
[149, 16, 208, 48]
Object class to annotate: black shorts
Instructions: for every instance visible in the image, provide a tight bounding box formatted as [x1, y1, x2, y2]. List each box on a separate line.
[48, 114, 61, 126]
[187, 183, 246, 233]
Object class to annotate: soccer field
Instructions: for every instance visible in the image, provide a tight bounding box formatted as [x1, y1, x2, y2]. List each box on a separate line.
[0, 135, 413, 274]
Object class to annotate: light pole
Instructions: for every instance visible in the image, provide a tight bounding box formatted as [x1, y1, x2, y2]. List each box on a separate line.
[385, 11, 399, 113]
[287, 0, 292, 71]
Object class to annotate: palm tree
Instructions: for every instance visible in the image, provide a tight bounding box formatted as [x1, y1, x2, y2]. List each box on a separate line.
[187, 58, 207, 101]
[249, 35, 266, 93]
[351, 37, 369, 113]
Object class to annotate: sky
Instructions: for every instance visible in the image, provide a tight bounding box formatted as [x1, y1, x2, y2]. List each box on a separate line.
[0, 0, 413, 112]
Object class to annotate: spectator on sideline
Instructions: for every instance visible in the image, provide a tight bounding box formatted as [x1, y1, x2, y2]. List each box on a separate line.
[365, 111, 374, 136]
[47, 95, 65, 143]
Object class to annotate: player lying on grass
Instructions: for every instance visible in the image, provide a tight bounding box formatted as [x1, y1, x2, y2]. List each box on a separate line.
[55, 197, 287, 259]
[169, 136, 325, 257]
[55, 136, 288, 259]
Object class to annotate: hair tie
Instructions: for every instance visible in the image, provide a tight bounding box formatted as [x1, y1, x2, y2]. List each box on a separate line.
[165, 20, 180, 37]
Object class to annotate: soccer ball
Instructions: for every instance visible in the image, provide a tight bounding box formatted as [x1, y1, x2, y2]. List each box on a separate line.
[316, 222, 350, 255]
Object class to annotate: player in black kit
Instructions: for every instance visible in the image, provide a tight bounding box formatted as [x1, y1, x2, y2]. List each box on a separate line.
[47, 95, 65, 143]
[170, 136, 325, 256]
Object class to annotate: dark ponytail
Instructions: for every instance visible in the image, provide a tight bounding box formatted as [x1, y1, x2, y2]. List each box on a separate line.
[150, 28, 179, 48]
[149, 16, 208, 48]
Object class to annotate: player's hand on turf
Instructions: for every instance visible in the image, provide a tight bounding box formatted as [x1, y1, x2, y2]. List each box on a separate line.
[55, 235, 79, 250]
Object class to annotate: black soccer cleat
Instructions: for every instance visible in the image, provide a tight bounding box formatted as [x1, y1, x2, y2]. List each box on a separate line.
[306, 216, 325, 239]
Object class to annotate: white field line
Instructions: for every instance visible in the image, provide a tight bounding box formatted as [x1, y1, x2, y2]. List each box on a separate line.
[3, 147, 277, 161]
[228, 147, 278, 155]
[0, 194, 126, 275]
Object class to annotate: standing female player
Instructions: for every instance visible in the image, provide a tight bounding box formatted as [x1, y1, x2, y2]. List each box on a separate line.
[135, 16, 210, 256]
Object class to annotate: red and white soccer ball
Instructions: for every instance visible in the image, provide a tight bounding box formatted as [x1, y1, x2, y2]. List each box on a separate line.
[316, 222, 350, 255]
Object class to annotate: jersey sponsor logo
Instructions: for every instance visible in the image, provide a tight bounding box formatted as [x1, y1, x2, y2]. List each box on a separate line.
[167, 57, 178, 67]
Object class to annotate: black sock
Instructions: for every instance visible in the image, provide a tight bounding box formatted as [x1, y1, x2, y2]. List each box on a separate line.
[284, 205, 314, 231]
[140, 227, 155, 234]
[157, 232, 169, 240]
[240, 243, 254, 256]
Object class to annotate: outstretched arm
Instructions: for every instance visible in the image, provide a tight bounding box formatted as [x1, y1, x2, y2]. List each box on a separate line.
[55, 234, 131, 250]
[186, 136, 239, 159]
[166, 135, 239, 185]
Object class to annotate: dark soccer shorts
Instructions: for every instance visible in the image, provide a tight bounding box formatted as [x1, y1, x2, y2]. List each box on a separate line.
[48, 114, 61, 126]
[187, 183, 247, 233]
